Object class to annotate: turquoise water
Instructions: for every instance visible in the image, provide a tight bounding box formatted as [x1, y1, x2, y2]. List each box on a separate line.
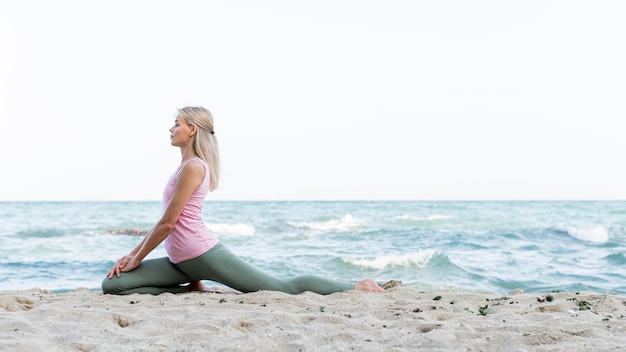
[0, 201, 624, 295]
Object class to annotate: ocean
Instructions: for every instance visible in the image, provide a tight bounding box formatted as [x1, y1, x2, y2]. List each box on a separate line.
[1, 201, 624, 295]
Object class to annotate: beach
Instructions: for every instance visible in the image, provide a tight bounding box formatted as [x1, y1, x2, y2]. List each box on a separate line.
[2, 201, 625, 350]
[2, 285, 624, 351]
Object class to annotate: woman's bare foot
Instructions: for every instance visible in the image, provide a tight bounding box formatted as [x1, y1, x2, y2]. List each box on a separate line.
[355, 278, 386, 292]
[186, 281, 223, 293]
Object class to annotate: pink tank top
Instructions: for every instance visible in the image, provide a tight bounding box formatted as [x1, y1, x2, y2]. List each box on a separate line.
[163, 157, 219, 264]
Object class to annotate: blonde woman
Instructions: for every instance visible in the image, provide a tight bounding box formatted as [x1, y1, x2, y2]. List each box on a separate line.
[103, 106, 384, 295]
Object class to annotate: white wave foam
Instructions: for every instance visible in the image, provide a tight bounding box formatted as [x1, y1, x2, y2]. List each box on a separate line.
[344, 249, 438, 270]
[287, 214, 360, 233]
[565, 225, 610, 244]
[393, 215, 452, 221]
[205, 222, 256, 236]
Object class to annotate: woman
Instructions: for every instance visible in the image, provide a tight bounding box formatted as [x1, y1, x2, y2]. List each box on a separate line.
[102, 106, 385, 295]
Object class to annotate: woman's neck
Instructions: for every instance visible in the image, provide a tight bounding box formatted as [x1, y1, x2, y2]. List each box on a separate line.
[180, 147, 198, 163]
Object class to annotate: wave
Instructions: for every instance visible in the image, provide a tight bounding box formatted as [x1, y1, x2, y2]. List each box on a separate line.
[287, 214, 360, 233]
[101, 228, 148, 236]
[604, 252, 626, 265]
[555, 225, 611, 244]
[82, 223, 257, 237]
[342, 249, 438, 270]
[392, 214, 453, 222]
[205, 222, 256, 236]
[22, 223, 257, 240]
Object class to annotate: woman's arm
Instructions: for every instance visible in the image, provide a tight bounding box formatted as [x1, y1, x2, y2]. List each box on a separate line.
[107, 160, 206, 278]
[128, 226, 154, 255]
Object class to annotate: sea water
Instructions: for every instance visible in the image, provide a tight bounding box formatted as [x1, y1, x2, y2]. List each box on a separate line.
[0, 201, 624, 295]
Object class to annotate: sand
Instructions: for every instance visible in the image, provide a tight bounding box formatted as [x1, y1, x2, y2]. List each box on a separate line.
[1, 285, 624, 351]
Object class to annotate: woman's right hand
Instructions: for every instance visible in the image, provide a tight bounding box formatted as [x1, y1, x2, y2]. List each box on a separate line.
[106, 254, 140, 279]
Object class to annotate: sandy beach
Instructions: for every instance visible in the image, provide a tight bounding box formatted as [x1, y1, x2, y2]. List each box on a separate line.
[1, 285, 624, 351]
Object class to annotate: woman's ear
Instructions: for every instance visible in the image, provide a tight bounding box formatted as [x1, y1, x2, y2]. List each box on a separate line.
[189, 125, 197, 136]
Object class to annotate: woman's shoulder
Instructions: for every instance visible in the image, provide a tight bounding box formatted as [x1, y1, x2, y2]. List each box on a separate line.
[175, 160, 207, 189]
[182, 158, 206, 173]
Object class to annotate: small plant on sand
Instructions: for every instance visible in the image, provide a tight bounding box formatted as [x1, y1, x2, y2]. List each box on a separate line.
[567, 297, 593, 311]
[433, 296, 442, 301]
[319, 306, 325, 312]
[478, 305, 488, 316]
[577, 300, 592, 311]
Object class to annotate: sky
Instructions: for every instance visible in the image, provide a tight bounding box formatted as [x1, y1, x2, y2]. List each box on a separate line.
[1, 0, 624, 201]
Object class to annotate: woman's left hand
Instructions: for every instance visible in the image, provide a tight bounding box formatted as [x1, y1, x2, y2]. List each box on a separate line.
[107, 255, 141, 278]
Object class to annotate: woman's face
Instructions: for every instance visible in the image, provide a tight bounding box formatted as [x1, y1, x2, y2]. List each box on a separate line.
[169, 115, 195, 147]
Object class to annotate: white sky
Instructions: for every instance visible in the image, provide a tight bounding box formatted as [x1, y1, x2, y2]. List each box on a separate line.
[1, 0, 625, 201]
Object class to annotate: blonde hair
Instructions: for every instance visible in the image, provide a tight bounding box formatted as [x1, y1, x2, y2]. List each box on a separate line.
[178, 106, 220, 191]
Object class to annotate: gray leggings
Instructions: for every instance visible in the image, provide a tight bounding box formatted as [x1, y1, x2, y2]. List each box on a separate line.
[102, 243, 355, 295]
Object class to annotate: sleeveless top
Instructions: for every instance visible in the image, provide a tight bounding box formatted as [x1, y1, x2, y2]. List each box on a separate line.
[163, 157, 219, 264]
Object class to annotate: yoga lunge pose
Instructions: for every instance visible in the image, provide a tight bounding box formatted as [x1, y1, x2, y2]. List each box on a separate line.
[102, 106, 385, 295]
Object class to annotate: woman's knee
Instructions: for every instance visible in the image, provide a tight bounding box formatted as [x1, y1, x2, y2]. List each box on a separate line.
[102, 276, 125, 295]
[101, 277, 115, 294]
